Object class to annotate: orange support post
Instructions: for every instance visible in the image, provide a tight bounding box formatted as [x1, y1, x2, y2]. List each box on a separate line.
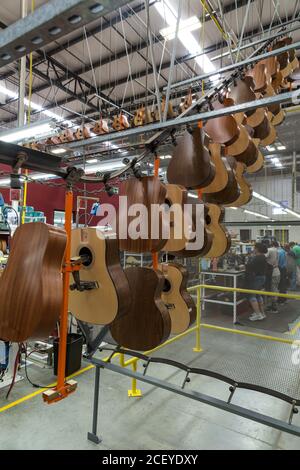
[43, 189, 77, 403]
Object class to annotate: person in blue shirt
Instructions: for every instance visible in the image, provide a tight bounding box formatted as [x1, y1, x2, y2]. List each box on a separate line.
[278, 243, 288, 303]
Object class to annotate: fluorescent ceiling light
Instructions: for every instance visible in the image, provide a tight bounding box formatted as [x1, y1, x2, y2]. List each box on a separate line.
[0, 83, 73, 128]
[266, 146, 275, 151]
[188, 192, 198, 199]
[51, 148, 66, 155]
[83, 159, 129, 175]
[155, 1, 217, 75]
[244, 209, 270, 220]
[29, 173, 56, 180]
[160, 15, 201, 41]
[160, 155, 172, 160]
[277, 145, 286, 150]
[228, 207, 238, 210]
[0, 120, 55, 143]
[271, 157, 283, 168]
[252, 191, 281, 208]
[273, 207, 287, 215]
[284, 208, 300, 219]
[87, 158, 98, 164]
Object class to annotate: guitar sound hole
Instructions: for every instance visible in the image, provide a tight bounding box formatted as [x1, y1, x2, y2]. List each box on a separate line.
[79, 247, 93, 267]
[163, 279, 171, 293]
[206, 215, 211, 225]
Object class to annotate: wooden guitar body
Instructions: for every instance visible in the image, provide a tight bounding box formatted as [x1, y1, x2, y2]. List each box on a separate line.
[225, 124, 250, 156]
[167, 127, 215, 189]
[226, 159, 252, 207]
[110, 267, 171, 351]
[163, 184, 188, 253]
[0, 223, 66, 342]
[59, 129, 75, 143]
[112, 113, 130, 131]
[205, 204, 231, 258]
[204, 98, 239, 145]
[69, 228, 130, 325]
[202, 143, 229, 194]
[92, 119, 109, 134]
[233, 139, 258, 167]
[46, 136, 61, 145]
[247, 63, 269, 92]
[158, 263, 196, 334]
[247, 139, 264, 174]
[203, 158, 240, 206]
[118, 176, 167, 253]
[170, 199, 212, 258]
[273, 38, 292, 78]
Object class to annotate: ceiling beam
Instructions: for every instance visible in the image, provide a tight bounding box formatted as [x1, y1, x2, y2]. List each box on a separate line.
[1, 6, 298, 125]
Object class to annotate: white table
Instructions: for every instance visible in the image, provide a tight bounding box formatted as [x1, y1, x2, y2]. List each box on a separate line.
[200, 270, 245, 324]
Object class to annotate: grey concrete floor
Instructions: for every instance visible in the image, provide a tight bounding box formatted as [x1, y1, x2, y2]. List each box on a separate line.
[0, 328, 300, 450]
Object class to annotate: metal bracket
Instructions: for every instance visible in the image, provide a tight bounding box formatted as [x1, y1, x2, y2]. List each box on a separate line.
[0, 0, 133, 68]
[289, 400, 299, 425]
[182, 369, 191, 389]
[227, 383, 238, 404]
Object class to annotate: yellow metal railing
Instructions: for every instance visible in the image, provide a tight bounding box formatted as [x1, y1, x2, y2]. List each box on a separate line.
[103, 283, 300, 395]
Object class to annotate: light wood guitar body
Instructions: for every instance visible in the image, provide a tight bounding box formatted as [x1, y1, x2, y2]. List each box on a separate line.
[158, 263, 196, 335]
[205, 204, 231, 258]
[69, 227, 130, 325]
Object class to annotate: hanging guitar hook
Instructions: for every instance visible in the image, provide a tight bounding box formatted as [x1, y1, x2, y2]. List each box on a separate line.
[170, 129, 177, 146]
[126, 157, 142, 179]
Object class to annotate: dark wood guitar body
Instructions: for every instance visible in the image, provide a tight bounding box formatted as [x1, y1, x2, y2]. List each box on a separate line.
[203, 158, 240, 206]
[0, 223, 66, 342]
[204, 99, 240, 145]
[118, 176, 167, 253]
[228, 77, 257, 118]
[167, 127, 215, 189]
[110, 267, 171, 351]
[234, 139, 258, 167]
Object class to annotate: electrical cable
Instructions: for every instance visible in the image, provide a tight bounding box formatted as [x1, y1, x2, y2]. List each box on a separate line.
[21, 343, 54, 389]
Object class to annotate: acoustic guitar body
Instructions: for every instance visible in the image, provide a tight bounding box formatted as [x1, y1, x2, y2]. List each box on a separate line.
[246, 106, 265, 128]
[273, 38, 291, 78]
[0, 223, 66, 342]
[110, 267, 171, 351]
[253, 113, 271, 140]
[247, 63, 269, 92]
[225, 124, 250, 156]
[226, 159, 252, 207]
[163, 184, 188, 253]
[205, 204, 231, 258]
[158, 263, 196, 335]
[170, 199, 212, 258]
[118, 176, 167, 253]
[247, 138, 264, 174]
[203, 158, 240, 206]
[234, 139, 258, 167]
[167, 127, 215, 189]
[204, 99, 239, 145]
[69, 228, 130, 325]
[202, 143, 229, 194]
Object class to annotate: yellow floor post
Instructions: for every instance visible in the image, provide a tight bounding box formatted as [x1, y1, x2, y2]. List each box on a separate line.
[128, 360, 142, 397]
[193, 286, 203, 352]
